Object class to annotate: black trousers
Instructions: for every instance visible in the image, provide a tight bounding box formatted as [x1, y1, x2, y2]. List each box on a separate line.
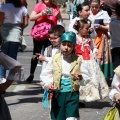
[30, 38, 51, 74]
[111, 47, 120, 70]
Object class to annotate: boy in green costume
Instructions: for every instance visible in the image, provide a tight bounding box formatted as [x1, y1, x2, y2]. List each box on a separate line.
[40, 31, 82, 120]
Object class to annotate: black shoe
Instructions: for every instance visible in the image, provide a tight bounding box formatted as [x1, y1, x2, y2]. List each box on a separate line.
[26, 75, 34, 83]
[79, 102, 85, 108]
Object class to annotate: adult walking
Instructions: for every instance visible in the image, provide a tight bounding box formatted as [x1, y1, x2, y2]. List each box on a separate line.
[0, 0, 28, 81]
[66, 0, 82, 22]
[26, 0, 61, 82]
[104, 0, 120, 20]
[100, 0, 112, 17]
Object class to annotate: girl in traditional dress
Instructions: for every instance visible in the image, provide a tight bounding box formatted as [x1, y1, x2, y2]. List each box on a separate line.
[73, 19, 109, 103]
[73, 19, 97, 60]
[88, 0, 113, 79]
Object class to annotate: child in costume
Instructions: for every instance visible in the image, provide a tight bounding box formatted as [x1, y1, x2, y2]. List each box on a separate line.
[73, 19, 98, 60]
[36, 25, 65, 86]
[73, 20, 108, 103]
[36, 25, 65, 66]
[109, 65, 120, 103]
[40, 32, 82, 120]
[107, 66, 120, 120]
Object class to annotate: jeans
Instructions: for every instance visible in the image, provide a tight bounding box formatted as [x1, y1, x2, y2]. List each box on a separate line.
[0, 42, 20, 78]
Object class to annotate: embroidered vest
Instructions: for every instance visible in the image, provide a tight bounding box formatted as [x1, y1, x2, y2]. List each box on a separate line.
[114, 65, 120, 76]
[47, 45, 60, 57]
[52, 52, 82, 92]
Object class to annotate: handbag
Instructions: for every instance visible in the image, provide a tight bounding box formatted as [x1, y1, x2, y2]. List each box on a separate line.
[30, 16, 57, 41]
[79, 59, 109, 102]
[103, 107, 120, 120]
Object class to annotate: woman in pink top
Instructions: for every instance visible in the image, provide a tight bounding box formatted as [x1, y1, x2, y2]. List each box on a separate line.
[26, 0, 61, 82]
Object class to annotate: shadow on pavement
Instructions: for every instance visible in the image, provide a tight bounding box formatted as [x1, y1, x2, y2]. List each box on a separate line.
[4, 82, 44, 106]
[84, 101, 112, 109]
[4, 81, 112, 109]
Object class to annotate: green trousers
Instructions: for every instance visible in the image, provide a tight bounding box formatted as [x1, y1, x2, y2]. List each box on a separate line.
[50, 91, 79, 120]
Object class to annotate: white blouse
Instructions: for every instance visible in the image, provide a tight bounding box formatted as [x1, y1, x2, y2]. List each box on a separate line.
[88, 9, 111, 25]
[0, 3, 28, 24]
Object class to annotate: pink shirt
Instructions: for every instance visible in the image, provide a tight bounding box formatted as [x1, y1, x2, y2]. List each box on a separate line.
[33, 2, 60, 24]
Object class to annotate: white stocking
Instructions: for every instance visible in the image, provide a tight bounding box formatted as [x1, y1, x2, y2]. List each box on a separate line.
[66, 117, 80, 120]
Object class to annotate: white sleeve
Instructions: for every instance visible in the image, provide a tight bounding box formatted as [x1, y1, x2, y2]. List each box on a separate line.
[40, 60, 53, 89]
[45, 57, 52, 62]
[22, 6, 28, 16]
[103, 11, 111, 25]
[68, 17, 78, 33]
[109, 74, 120, 101]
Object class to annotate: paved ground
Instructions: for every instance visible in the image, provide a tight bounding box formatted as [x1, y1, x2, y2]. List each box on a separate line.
[3, 0, 113, 120]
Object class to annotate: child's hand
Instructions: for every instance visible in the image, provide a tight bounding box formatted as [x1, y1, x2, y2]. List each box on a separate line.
[115, 93, 120, 104]
[73, 72, 82, 81]
[92, 53, 97, 60]
[35, 53, 46, 61]
[46, 83, 54, 92]
[40, 80, 43, 87]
